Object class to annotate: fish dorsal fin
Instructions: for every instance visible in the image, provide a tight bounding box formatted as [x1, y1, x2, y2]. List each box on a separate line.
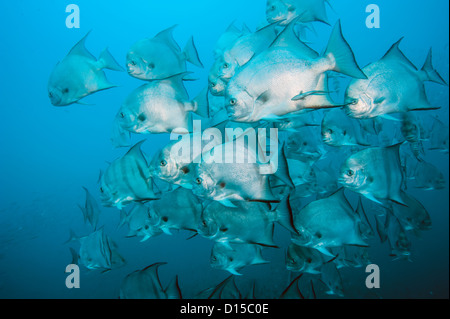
[154, 25, 181, 52]
[142, 262, 167, 289]
[68, 30, 96, 60]
[381, 38, 417, 70]
[125, 140, 147, 163]
[270, 18, 318, 59]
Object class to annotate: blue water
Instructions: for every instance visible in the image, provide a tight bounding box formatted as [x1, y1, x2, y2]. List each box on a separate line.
[0, 0, 448, 299]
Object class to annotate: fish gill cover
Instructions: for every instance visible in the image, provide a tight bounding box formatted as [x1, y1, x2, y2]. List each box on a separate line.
[0, 0, 448, 300]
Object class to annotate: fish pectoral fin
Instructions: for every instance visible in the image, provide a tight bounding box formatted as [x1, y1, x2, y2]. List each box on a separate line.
[227, 268, 243, 276]
[315, 246, 335, 258]
[162, 228, 173, 235]
[255, 90, 271, 106]
[218, 198, 238, 208]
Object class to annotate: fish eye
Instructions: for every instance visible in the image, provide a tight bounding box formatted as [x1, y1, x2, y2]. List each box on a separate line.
[211, 256, 217, 261]
[327, 129, 333, 134]
[63, 88, 69, 94]
[100, 187, 104, 193]
[269, 5, 276, 11]
[288, 6, 295, 12]
[351, 99, 358, 105]
[130, 60, 137, 66]
[160, 160, 167, 167]
[202, 220, 207, 226]
[209, 82, 216, 88]
[223, 63, 229, 69]
[48, 92, 53, 98]
[148, 62, 155, 69]
[343, 130, 347, 136]
[347, 170, 354, 177]
[229, 99, 237, 105]
[195, 178, 202, 184]
[144, 225, 149, 230]
[162, 216, 168, 222]
[228, 257, 234, 262]
[120, 112, 125, 119]
[220, 227, 228, 232]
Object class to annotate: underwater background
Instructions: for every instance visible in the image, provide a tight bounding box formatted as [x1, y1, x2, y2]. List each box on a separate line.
[0, 0, 448, 299]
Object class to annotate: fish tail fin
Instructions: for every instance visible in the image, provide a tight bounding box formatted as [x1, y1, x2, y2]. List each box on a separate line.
[69, 247, 79, 265]
[325, 20, 366, 79]
[64, 229, 78, 244]
[275, 195, 298, 234]
[421, 48, 448, 86]
[165, 275, 182, 299]
[98, 47, 124, 71]
[183, 36, 204, 68]
[191, 87, 210, 118]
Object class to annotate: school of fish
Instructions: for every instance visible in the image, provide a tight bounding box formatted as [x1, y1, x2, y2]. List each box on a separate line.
[48, 0, 448, 299]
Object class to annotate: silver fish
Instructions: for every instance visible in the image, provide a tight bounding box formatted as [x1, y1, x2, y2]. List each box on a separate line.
[126, 25, 203, 80]
[344, 39, 448, 119]
[210, 242, 269, 276]
[78, 187, 101, 230]
[225, 20, 365, 122]
[116, 74, 208, 135]
[391, 191, 431, 235]
[198, 200, 279, 247]
[428, 118, 449, 153]
[48, 32, 123, 106]
[70, 228, 125, 272]
[266, 0, 330, 25]
[385, 210, 412, 261]
[339, 144, 406, 205]
[321, 109, 369, 147]
[400, 112, 427, 159]
[119, 203, 163, 242]
[119, 263, 181, 299]
[286, 243, 326, 274]
[208, 23, 278, 96]
[192, 129, 291, 206]
[412, 160, 446, 190]
[148, 187, 203, 235]
[320, 258, 344, 297]
[291, 188, 367, 257]
[100, 140, 159, 209]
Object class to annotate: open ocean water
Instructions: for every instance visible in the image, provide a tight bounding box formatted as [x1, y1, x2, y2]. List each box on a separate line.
[0, 0, 448, 300]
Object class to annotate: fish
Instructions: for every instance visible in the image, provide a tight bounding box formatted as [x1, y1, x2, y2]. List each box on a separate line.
[212, 21, 248, 59]
[210, 242, 269, 275]
[78, 187, 101, 230]
[192, 128, 292, 206]
[149, 126, 224, 189]
[321, 109, 370, 147]
[224, 19, 366, 122]
[400, 112, 426, 159]
[286, 158, 316, 186]
[273, 111, 319, 132]
[48, 32, 123, 106]
[208, 22, 278, 96]
[126, 25, 203, 81]
[291, 188, 367, 257]
[320, 257, 344, 297]
[70, 228, 125, 272]
[339, 144, 406, 205]
[337, 245, 371, 268]
[285, 243, 326, 274]
[385, 210, 412, 261]
[119, 263, 181, 299]
[148, 187, 203, 234]
[100, 140, 159, 209]
[355, 196, 375, 239]
[428, 118, 449, 153]
[198, 200, 282, 247]
[119, 203, 163, 242]
[116, 74, 208, 135]
[391, 191, 431, 235]
[412, 159, 446, 190]
[266, 0, 330, 25]
[344, 39, 448, 119]
[285, 126, 326, 164]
